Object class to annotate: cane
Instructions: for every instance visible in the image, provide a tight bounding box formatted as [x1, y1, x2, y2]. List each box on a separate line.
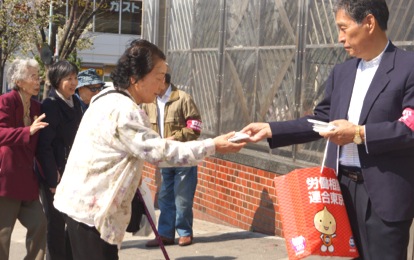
[136, 189, 170, 260]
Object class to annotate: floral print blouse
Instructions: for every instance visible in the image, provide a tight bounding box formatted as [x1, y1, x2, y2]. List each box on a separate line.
[53, 87, 215, 247]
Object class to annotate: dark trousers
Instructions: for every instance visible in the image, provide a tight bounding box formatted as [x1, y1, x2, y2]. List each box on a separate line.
[339, 172, 412, 260]
[0, 197, 46, 260]
[65, 216, 118, 260]
[40, 184, 73, 260]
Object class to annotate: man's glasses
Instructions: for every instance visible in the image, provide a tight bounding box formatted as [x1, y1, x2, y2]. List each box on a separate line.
[86, 86, 103, 92]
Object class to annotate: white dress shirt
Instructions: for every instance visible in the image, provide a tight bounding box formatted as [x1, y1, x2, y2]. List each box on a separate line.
[157, 84, 172, 138]
[339, 42, 389, 167]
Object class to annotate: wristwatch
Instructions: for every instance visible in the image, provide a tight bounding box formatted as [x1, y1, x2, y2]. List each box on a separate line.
[353, 125, 362, 145]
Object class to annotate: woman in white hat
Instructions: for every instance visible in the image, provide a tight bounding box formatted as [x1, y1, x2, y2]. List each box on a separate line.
[75, 68, 105, 113]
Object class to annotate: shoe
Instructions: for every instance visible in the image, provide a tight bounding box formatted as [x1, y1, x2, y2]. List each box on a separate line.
[145, 236, 175, 247]
[178, 235, 193, 246]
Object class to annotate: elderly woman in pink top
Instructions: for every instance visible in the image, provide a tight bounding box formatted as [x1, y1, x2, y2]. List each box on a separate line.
[0, 58, 48, 260]
[53, 39, 245, 259]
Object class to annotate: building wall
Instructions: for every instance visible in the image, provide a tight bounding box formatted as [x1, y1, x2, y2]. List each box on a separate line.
[78, 33, 137, 65]
[77, 33, 141, 82]
[66, 0, 143, 83]
[142, 157, 290, 237]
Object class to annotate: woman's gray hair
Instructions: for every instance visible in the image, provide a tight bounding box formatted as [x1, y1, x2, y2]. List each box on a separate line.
[6, 58, 40, 90]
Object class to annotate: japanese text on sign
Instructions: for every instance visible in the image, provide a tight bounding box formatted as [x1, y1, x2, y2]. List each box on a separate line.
[110, 1, 141, 13]
[306, 177, 344, 205]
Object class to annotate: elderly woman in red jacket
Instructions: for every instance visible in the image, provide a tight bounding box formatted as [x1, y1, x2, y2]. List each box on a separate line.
[0, 58, 49, 260]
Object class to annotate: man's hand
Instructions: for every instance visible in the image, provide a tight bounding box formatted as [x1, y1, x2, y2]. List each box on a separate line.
[319, 119, 357, 145]
[240, 122, 272, 142]
[30, 113, 49, 135]
[214, 132, 246, 153]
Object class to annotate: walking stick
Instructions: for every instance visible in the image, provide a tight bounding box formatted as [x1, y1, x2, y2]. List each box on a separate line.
[136, 190, 170, 260]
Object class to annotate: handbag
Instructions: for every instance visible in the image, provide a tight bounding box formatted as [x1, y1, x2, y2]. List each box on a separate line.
[273, 141, 359, 259]
[132, 178, 157, 236]
[126, 188, 146, 233]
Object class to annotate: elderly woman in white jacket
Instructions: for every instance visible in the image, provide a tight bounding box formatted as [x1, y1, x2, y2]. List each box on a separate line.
[53, 39, 245, 259]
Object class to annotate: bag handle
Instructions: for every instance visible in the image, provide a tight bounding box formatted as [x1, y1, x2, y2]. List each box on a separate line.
[320, 138, 330, 173]
[92, 89, 131, 103]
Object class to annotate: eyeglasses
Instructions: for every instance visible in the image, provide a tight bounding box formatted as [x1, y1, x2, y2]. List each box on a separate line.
[29, 75, 41, 82]
[86, 86, 103, 92]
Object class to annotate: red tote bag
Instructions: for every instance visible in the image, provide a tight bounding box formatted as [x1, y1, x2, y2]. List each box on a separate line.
[274, 143, 359, 259]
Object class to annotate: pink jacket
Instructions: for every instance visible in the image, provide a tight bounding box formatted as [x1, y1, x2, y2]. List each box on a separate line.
[0, 90, 41, 200]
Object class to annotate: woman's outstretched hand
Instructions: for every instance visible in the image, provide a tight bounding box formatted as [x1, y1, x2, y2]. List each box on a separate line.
[30, 113, 49, 135]
[214, 132, 246, 153]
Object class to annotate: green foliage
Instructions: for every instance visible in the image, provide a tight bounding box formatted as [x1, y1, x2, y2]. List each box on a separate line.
[65, 51, 82, 69]
[0, 0, 48, 64]
[1, 0, 110, 95]
[1, 0, 108, 65]
[33, 55, 46, 80]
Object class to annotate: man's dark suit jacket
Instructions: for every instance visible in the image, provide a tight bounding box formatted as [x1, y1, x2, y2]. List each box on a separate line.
[267, 42, 414, 223]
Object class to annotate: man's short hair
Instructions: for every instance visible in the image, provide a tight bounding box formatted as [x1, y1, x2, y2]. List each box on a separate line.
[335, 0, 389, 31]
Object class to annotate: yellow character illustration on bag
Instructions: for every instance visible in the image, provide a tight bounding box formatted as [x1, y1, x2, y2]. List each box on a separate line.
[314, 206, 337, 253]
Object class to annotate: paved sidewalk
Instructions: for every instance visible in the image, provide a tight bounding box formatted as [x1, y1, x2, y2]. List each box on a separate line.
[10, 210, 289, 260]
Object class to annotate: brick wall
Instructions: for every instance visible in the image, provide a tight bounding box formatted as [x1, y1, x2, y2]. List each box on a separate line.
[142, 156, 284, 238]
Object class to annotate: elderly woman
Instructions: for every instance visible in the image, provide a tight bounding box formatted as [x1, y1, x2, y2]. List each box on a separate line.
[53, 39, 245, 259]
[36, 60, 83, 259]
[0, 58, 48, 260]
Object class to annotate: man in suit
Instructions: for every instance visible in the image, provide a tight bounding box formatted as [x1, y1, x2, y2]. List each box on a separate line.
[242, 0, 414, 259]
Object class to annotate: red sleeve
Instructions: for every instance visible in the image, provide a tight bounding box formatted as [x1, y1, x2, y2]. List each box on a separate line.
[0, 93, 30, 147]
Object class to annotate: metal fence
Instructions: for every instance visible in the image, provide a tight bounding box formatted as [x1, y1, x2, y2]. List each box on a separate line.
[142, 0, 414, 166]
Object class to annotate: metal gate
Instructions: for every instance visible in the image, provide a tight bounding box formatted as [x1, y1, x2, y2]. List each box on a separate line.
[142, 0, 414, 166]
